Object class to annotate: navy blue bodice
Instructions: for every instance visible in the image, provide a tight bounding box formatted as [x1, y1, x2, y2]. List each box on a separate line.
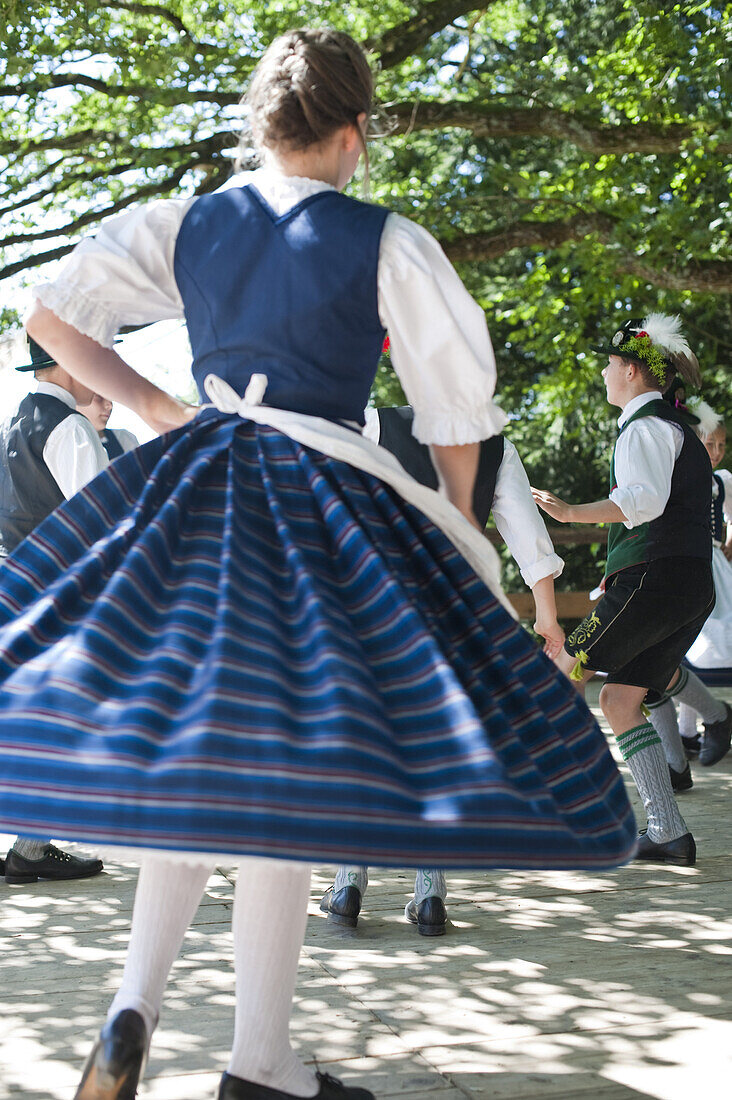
[174, 185, 388, 425]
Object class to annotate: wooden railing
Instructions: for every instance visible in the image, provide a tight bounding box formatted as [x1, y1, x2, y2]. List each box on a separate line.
[487, 525, 608, 621]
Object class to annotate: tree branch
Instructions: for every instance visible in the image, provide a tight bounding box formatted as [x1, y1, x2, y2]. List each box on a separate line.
[441, 212, 617, 262]
[0, 73, 239, 106]
[387, 100, 732, 155]
[0, 164, 192, 281]
[99, 1, 195, 40]
[441, 214, 732, 293]
[366, 0, 489, 69]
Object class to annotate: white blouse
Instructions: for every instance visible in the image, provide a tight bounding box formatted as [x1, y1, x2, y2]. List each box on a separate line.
[33, 167, 506, 448]
[610, 392, 683, 528]
[35, 381, 109, 498]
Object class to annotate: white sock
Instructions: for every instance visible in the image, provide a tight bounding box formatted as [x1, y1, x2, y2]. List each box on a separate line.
[678, 703, 699, 739]
[647, 699, 688, 772]
[228, 858, 317, 1098]
[12, 837, 48, 859]
[414, 868, 447, 903]
[333, 865, 368, 896]
[107, 857, 214, 1040]
[671, 667, 725, 724]
[616, 724, 687, 843]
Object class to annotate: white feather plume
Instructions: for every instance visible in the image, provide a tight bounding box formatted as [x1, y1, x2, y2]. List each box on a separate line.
[687, 398, 722, 438]
[640, 313, 689, 356]
[640, 311, 701, 387]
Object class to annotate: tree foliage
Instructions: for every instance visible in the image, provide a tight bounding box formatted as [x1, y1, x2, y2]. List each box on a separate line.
[1, 1, 730, 586]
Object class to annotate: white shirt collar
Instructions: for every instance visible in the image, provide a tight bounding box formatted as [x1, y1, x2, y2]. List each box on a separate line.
[618, 390, 663, 428]
[34, 380, 76, 410]
[216, 166, 338, 218]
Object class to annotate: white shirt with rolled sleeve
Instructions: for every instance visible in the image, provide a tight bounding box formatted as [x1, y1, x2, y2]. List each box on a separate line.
[363, 409, 563, 589]
[609, 391, 683, 529]
[36, 381, 109, 498]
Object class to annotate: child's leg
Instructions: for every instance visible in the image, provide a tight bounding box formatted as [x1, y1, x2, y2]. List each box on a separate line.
[333, 865, 368, 897]
[413, 868, 447, 904]
[646, 697, 688, 773]
[678, 702, 699, 739]
[108, 857, 215, 1038]
[228, 858, 317, 1097]
[600, 683, 687, 843]
[667, 666, 726, 724]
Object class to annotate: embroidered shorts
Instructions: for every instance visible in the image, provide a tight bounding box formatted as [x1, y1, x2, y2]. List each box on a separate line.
[564, 556, 715, 699]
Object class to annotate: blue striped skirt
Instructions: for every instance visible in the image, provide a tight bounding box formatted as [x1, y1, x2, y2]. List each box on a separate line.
[0, 413, 636, 868]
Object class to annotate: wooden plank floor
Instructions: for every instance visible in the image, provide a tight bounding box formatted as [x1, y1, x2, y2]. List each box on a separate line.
[1, 684, 731, 1100]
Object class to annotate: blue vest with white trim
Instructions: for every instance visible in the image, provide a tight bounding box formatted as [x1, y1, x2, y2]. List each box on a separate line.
[173, 185, 388, 426]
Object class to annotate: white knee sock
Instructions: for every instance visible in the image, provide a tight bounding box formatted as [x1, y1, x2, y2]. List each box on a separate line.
[616, 724, 687, 842]
[414, 869, 447, 903]
[333, 865, 368, 896]
[670, 667, 726, 724]
[647, 699, 687, 772]
[228, 858, 317, 1098]
[678, 703, 699, 739]
[12, 837, 48, 859]
[107, 857, 214, 1039]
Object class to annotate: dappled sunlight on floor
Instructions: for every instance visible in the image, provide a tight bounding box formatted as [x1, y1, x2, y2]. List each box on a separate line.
[1, 685, 731, 1098]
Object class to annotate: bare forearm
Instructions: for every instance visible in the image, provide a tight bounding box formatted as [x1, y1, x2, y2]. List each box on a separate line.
[430, 442, 481, 529]
[26, 305, 195, 433]
[532, 486, 626, 525]
[531, 575, 558, 623]
[565, 499, 627, 524]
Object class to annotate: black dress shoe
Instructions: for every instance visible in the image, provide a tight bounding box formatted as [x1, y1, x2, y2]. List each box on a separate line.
[699, 702, 732, 766]
[668, 761, 693, 792]
[75, 1009, 148, 1100]
[218, 1070, 375, 1099]
[634, 829, 696, 866]
[5, 844, 103, 884]
[320, 885, 361, 928]
[681, 731, 701, 758]
[405, 896, 447, 936]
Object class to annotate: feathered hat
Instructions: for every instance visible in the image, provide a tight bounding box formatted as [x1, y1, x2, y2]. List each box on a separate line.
[593, 313, 701, 389]
[687, 397, 723, 438]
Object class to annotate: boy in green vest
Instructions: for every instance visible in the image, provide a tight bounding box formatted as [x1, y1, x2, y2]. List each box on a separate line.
[532, 314, 714, 866]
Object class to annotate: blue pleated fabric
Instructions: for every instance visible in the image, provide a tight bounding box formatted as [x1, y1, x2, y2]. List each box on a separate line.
[0, 412, 637, 868]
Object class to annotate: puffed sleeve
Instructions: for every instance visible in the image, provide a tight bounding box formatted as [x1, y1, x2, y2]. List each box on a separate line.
[377, 214, 507, 446]
[32, 198, 193, 348]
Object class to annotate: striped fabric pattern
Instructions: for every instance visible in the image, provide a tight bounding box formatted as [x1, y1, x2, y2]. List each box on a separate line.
[616, 723, 663, 761]
[0, 413, 636, 869]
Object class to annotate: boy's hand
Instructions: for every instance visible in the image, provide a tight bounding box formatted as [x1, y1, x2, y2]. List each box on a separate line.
[531, 488, 574, 523]
[534, 616, 565, 660]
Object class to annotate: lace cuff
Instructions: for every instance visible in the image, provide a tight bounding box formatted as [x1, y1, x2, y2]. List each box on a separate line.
[411, 401, 508, 447]
[33, 283, 119, 349]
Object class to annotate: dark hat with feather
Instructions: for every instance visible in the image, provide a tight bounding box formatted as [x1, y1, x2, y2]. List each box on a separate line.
[593, 313, 701, 390]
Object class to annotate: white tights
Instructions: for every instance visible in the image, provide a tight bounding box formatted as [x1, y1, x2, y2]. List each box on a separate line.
[108, 855, 317, 1098]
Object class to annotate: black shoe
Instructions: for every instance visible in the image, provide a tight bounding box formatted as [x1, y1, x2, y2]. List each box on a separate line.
[669, 761, 693, 792]
[699, 702, 732, 767]
[219, 1069, 375, 1099]
[320, 885, 361, 928]
[75, 1010, 148, 1100]
[681, 732, 702, 758]
[634, 829, 696, 866]
[405, 896, 447, 936]
[5, 844, 104, 884]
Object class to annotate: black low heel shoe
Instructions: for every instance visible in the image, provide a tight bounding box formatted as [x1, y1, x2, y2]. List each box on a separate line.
[75, 1009, 148, 1100]
[218, 1068, 375, 1099]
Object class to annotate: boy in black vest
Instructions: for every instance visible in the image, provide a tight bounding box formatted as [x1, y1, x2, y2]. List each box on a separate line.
[533, 314, 714, 866]
[0, 337, 108, 883]
[322, 408, 566, 932]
